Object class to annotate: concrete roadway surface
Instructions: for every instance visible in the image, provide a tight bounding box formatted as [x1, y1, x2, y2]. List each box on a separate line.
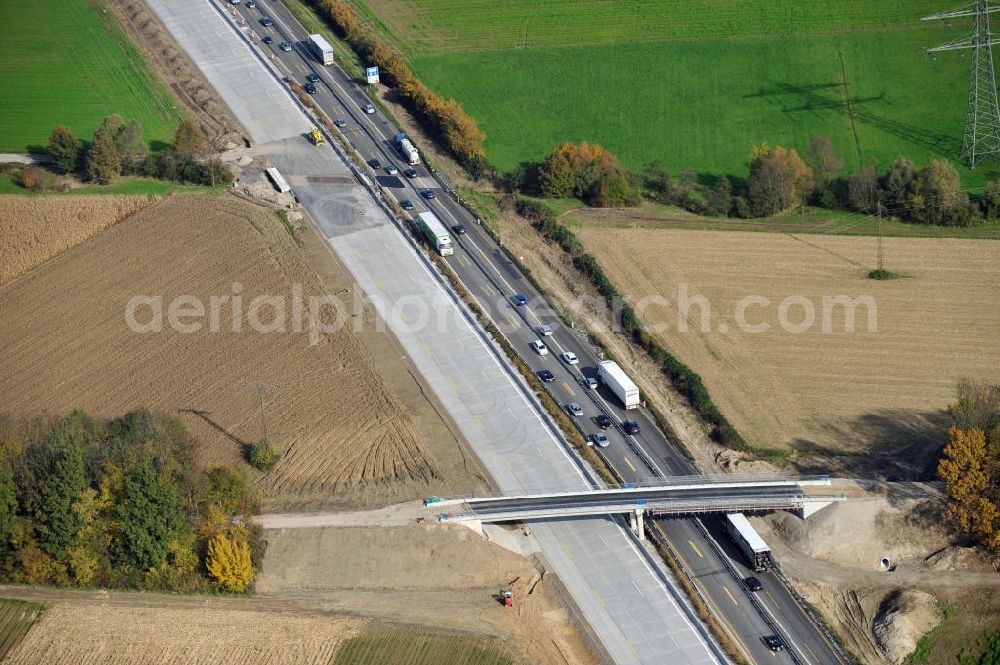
[228, 2, 850, 663]
[152, 1, 730, 664]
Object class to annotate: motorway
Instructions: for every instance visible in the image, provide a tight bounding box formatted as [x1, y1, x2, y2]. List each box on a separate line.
[189, 2, 844, 663]
[228, 2, 849, 664]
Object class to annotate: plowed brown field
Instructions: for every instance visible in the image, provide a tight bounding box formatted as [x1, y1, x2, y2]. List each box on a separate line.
[0, 194, 438, 505]
[2, 604, 362, 665]
[0, 194, 157, 286]
[575, 224, 1000, 473]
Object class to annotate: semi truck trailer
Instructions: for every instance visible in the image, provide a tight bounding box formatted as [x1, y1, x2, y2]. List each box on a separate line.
[417, 211, 453, 256]
[306, 34, 334, 66]
[394, 132, 421, 165]
[724, 512, 773, 572]
[597, 360, 640, 409]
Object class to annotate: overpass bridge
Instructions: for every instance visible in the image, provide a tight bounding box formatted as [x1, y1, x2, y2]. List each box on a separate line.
[428, 475, 845, 540]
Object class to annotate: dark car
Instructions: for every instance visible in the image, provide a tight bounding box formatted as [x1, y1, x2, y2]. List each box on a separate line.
[262, 35, 273, 45]
[400, 199, 414, 211]
[421, 188, 436, 199]
[537, 369, 555, 383]
[622, 421, 640, 435]
[745, 576, 763, 592]
[368, 158, 381, 169]
[593, 414, 613, 430]
[333, 117, 347, 128]
[403, 168, 418, 178]
[452, 224, 466, 235]
[246, 0, 256, 7]
[304, 82, 317, 94]
[306, 72, 320, 83]
[260, 16, 273, 27]
[511, 294, 527, 306]
[762, 635, 784, 653]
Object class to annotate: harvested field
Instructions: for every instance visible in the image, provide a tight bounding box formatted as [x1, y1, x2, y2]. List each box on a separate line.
[0, 194, 449, 508]
[2, 604, 362, 665]
[334, 628, 514, 665]
[573, 222, 1000, 474]
[0, 194, 157, 286]
[0, 600, 45, 661]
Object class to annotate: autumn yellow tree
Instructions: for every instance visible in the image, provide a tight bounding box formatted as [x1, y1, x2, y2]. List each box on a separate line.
[938, 426, 998, 551]
[206, 528, 253, 592]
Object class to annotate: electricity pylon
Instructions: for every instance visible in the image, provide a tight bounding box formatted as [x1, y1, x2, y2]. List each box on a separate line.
[244, 381, 277, 442]
[924, 1, 1000, 169]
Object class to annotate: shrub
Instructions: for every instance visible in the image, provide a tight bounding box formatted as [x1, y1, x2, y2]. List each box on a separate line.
[249, 439, 279, 472]
[205, 529, 253, 592]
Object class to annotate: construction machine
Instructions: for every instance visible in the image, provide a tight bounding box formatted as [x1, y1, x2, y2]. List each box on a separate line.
[308, 126, 325, 147]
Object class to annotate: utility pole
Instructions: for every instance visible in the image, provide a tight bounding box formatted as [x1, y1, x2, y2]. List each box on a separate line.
[876, 201, 885, 273]
[924, 1, 1000, 169]
[244, 381, 277, 442]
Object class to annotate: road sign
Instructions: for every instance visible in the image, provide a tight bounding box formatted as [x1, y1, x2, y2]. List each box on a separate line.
[366, 66, 380, 84]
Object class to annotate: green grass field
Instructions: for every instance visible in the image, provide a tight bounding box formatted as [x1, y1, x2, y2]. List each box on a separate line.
[352, 0, 996, 187]
[333, 629, 514, 665]
[0, 0, 181, 153]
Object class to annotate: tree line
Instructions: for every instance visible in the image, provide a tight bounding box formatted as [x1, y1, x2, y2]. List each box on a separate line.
[0, 410, 261, 593]
[938, 380, 1000, 554]
[17, 117, 233, 192]
[504, 136, 999, 228]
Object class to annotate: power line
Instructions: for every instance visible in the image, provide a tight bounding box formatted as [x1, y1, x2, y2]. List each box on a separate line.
[244, 381, 277, 442]
[923, 1, 1000, 168]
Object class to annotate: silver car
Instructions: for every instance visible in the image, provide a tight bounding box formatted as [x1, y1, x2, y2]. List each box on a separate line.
[591, 431, 610, 448]
[363, 102, 376, 114]
[565, 402, 584, 417]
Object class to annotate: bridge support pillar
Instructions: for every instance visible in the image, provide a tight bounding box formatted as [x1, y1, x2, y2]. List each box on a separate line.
[630, 509, 645, 541]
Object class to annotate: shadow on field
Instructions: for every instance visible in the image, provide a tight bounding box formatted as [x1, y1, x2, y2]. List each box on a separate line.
[744, 81, 962, 160]
[179, 408, 251, 458]
[791, 407, 951, 481]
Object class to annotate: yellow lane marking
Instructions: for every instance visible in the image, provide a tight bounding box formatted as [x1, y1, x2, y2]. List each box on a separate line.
[354, 248, 362, 258]
[560, 540, 573, 559]
[447, 377, 458, 392]
[689, 540, 704, 558]
[766, 589, 780, 609]
[505, 313, 517, 327]
[479, 284, 493, 298]
[592, 588, 605, 607]
[604, 457, 623, 483]
[422, 343, 433, 357]
[696, 580, 758, 665]
[627, 641, 639, 659]
[723, 586, 739, 606]
[472, 415, 485, 430]
[623, 455, 636, 472]
[805, 644, 818, 661]
[457, 256, 468, 268]
[479, 248, 488, 259]
[500, 454, 512, 469]
[398, 309, 410, 323]
[563, 382, 575, 397]
[374, 276, 384, 290]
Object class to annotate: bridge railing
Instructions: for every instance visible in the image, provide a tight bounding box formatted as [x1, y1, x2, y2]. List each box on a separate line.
[425, 474, 832, 505]
[440, 494, 844, 522]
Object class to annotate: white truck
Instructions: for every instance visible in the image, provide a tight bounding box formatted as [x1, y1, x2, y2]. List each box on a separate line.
[265, 167, 291, 193]
[394, 132, 421, 165]
[724, 512, 773, 572]
[597, 360, 640, 409]
[306, 34, 334, 66]
[417, 211, 453, 256]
